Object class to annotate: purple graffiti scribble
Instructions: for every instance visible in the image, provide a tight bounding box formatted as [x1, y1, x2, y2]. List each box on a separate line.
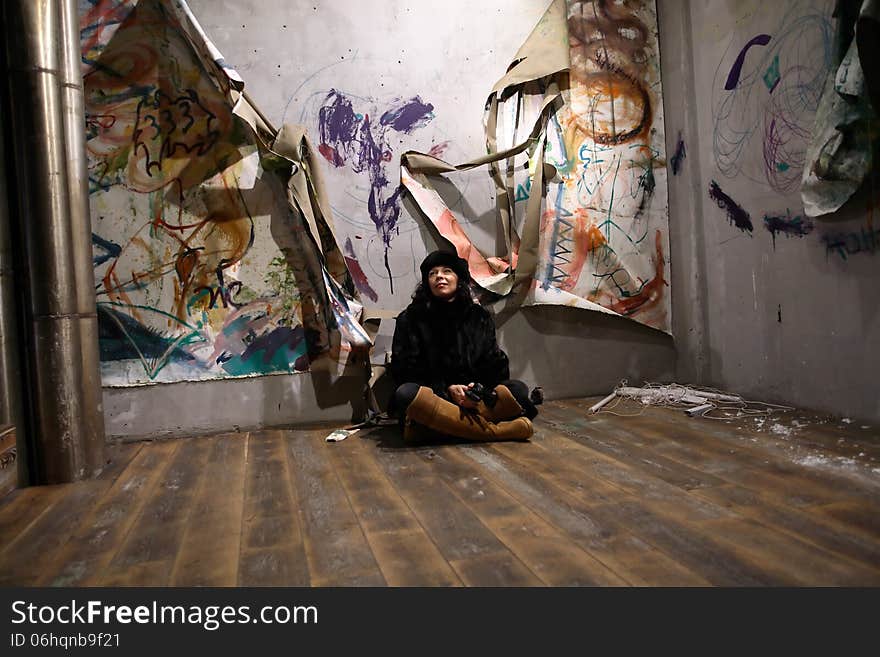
[670, 134, 686, 175]
[709, 180, 753, 234]
[343, 238, 378, 303]
[380, 98, 435, 133]
[762, 113, 809, 193]
[763, 209, 814, 248]
[725, 34, 772, 90]
[317, 90, 435, 293]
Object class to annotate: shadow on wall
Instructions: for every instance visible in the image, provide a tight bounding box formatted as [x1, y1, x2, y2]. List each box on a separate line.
[807, 179, 880, 334]
[495, 303, 675, 401]
[429, 175, 502, 257]
[261, 168, 368, 417]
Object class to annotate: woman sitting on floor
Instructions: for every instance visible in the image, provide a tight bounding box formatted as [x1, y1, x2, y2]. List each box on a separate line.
[389, 249, 538, 442]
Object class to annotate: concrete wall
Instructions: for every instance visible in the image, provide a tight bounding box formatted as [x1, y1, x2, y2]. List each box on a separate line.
[497, 307, 674, 402]
[659, 0, 880, 423]
[103, 369, 364, 441]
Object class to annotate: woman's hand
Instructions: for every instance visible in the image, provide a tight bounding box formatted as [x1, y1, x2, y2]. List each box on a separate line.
[447, 383, 478, 409]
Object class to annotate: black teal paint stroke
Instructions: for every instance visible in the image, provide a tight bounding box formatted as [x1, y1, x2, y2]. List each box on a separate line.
[709, 180, 753, 233]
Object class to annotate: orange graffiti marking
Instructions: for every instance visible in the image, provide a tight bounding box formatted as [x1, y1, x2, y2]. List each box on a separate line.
[607, 229, 666, 316]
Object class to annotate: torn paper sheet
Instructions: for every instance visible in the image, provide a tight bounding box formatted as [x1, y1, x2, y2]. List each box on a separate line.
[324, 428, 360, 443]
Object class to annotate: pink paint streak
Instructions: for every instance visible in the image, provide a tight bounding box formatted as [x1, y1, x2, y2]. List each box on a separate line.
[343, 238, 378, 302]
[436, 209, 515, 281]
[428, 141, 451, 158]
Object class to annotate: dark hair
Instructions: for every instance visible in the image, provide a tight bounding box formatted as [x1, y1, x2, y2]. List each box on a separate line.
[410, 277, 474, 311]
[419, 250, 470, 284]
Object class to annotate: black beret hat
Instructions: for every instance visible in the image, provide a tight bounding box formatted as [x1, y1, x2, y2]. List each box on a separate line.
[419, 249, 470, 285]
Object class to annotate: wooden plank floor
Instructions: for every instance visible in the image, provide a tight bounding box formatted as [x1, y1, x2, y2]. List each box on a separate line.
[1, 397, 879, 586]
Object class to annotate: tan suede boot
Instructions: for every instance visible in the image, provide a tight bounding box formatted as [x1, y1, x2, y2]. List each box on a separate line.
[403, 418, 439, 442]
[476, 384, 525, 423]
[405, 386, 533, 442]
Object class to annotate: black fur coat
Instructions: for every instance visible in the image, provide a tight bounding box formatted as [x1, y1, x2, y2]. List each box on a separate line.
[390, 298, 509, 399]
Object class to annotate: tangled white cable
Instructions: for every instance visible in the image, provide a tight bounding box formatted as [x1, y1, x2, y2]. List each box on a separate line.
[588, 380, 794, 420]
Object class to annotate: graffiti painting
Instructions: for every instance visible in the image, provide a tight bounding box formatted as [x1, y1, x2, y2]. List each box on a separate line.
[82, 0, 367, 385]
[402, 0, 672, 333]
[536, 0, 670, 331]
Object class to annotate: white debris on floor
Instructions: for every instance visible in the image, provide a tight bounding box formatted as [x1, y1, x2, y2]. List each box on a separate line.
[589, 381, 793, 421]
[770, 423, 793, 437]
[584, 381, 880, 485]
[324, 428, 360, 442]
[794, 454, 831, 467]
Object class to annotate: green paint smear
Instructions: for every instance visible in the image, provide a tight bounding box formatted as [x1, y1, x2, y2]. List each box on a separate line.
[763, 54, 780, 91]
[222, 314, 255, 336]
[220, 339, 307, 376]
[264, 256, 300, 327]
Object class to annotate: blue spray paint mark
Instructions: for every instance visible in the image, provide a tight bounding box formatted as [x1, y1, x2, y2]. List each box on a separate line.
[670, 134, 686, 175]
[92, 233, 122, 266]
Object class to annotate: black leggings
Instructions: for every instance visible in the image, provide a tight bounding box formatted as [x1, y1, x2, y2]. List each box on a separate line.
[393, 380, 538, 420]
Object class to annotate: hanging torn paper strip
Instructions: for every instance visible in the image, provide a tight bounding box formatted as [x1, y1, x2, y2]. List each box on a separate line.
[82, 0, 370, 385]
[801, 0, 880, 218]
[401, 0, 671, 333]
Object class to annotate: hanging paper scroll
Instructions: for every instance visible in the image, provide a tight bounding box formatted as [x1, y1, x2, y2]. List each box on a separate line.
[402, 0, 671, 333]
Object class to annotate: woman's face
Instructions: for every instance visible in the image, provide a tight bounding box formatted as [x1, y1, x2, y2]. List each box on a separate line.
[428, 266, 458, 301]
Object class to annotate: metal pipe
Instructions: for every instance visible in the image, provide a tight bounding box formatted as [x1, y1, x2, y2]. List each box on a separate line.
[0, 83, 31, 486]
[2, 0, 103, 483]
[58, 0, 105, 475]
